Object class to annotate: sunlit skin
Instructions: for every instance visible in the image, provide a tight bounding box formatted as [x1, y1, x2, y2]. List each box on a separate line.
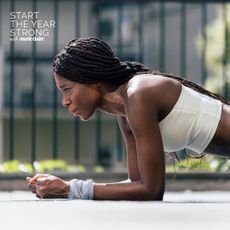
[27, 73, 230, 200]
[54, 73, 103, 121]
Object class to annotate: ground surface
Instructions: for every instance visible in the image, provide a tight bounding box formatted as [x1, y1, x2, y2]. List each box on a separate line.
[0, 190, 229, 230]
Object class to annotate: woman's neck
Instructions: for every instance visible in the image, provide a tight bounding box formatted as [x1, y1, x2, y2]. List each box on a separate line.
[98, 83, 127, 116]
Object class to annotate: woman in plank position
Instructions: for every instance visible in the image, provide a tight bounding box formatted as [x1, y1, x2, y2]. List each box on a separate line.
[26, 37, 230, 200]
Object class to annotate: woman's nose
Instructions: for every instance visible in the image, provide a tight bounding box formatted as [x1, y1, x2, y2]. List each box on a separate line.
[62, 98, 71, 107]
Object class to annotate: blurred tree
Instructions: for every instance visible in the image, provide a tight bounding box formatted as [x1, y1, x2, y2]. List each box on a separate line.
[197, 4, 230, 99]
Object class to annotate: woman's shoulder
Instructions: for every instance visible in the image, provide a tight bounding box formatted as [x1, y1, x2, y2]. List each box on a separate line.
[124, 73, 182, 118]
[126, 73, 181, 99]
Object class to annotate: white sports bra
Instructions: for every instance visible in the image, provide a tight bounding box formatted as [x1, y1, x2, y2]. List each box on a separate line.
[159, 85, 222, 154]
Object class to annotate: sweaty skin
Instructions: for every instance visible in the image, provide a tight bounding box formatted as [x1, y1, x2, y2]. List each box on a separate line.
[27, 73, 230, 200]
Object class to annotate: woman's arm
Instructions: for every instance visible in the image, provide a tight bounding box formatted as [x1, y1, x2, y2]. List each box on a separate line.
[94, 91, 165, 201]
[26, 117, 165, 200]
[27, 89, 165, 201]
[117, 116, 141, 182]
[26, 118, 142, 198]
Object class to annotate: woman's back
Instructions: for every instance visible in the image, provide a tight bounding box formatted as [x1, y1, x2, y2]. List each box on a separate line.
[127, 74, 222, 155]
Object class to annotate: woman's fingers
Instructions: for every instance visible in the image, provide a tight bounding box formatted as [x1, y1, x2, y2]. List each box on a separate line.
[26, 174, 68, 198]
[28, 183, 36, 189]
[26, 177, 36, 191]
[36, 177, 46, 185]
[26, 174, 51, 195]
[28, 174, 50, 183]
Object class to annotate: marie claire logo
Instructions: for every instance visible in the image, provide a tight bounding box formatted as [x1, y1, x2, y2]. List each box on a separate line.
[9, 11, 55, 42]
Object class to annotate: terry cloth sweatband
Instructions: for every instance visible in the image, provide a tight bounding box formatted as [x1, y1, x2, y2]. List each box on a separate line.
[68, 179, 95, 200]
[117, 178, 132, 183]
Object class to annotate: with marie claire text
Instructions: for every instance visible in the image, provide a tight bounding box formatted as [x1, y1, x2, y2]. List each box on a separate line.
[10, 11, 55, 42]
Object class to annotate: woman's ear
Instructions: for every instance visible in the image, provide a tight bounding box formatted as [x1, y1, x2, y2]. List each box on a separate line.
[93, 83, 103, 91]
[88, 83, 103, 91]
[95, 83, 103, 89]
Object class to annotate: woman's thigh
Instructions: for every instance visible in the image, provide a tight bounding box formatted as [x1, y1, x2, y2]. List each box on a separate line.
[206, 104, 230, 157]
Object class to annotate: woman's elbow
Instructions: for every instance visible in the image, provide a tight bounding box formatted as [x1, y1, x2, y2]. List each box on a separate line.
[147, 191, 164, 201]
[142, 186, 165, 201]
[154, 191, 164, 201]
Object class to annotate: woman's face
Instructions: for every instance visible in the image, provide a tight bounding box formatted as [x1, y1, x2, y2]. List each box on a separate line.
[54, 73, 102, 121]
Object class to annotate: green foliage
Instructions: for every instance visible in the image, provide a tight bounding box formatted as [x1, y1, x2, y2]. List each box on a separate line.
[197, 5, 230, 96]
[93, 165, 105, 173]
[0, 159, 103, 174]
[176, 159, 211, 170]
[166, 156, 229, 173]
[67, 164, 86, 173]
[0, 157, 229, 174]
[0, 160, 33, 173]
[33, 159, 68, 172]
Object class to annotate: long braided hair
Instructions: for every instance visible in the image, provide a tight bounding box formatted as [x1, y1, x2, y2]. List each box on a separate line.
[52, 37, 146, 85]
[53, 37, 230, 106]
[53, 37, 230, 163]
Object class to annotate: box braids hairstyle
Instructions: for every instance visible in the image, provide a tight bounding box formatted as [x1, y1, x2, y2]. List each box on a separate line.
[53, 37, 230, 106]
[53, 37, 230, 160]
[52, 37, 147, 85]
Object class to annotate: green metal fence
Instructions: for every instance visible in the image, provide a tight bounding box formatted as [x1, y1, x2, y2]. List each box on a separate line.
[1, 0, 230, 167]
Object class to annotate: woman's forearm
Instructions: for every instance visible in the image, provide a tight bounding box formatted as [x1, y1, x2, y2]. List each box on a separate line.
[27, 174, 164, 201]
[94, 181, 164, 201]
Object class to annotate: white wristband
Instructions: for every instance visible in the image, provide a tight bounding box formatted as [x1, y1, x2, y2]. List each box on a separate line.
[117, 178, 132, 183]
[68, 179, 95, 200]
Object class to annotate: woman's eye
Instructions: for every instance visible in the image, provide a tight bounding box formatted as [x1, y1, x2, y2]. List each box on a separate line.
[63, 88, 70, 92]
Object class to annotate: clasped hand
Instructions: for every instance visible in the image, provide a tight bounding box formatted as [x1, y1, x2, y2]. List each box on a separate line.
[26, 174, 70, 199]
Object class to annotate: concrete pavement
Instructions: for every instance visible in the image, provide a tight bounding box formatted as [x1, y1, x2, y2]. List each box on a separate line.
[0, 190, 230, 230]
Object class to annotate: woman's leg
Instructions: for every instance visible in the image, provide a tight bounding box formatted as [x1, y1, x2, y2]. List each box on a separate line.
[205, 104, 230, 158]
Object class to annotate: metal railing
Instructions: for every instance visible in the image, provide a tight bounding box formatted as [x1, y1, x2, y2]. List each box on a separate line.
[1, 0, 230, 167]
